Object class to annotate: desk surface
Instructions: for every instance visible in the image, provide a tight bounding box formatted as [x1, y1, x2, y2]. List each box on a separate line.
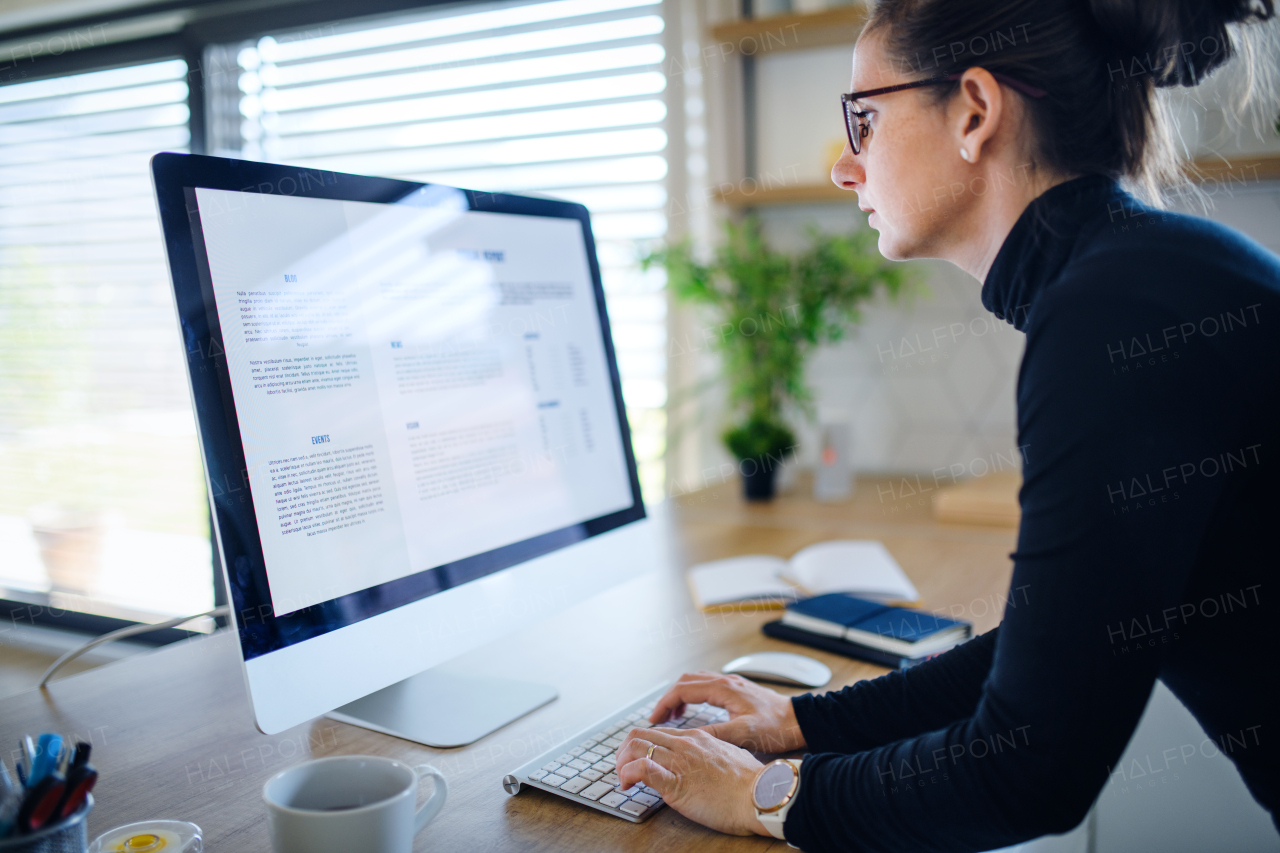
[0, 477, 1016, 851]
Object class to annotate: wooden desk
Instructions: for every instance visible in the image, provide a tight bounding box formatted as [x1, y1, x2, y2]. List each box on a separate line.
[0, 477, 1015, 851]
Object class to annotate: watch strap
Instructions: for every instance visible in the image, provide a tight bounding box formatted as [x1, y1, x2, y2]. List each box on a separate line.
[759, 809, 788, 840]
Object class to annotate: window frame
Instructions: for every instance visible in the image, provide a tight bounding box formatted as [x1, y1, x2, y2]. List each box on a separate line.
[0, 0, 512, 641]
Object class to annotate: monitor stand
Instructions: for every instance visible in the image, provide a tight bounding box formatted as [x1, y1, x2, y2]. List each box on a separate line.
[326, 663, 557, 748]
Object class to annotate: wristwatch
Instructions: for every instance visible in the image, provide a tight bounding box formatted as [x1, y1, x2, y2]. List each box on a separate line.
[752, 758, 802, 843]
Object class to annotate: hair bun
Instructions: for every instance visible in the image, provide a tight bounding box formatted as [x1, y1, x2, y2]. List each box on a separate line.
[1088, 0, 1275, 87]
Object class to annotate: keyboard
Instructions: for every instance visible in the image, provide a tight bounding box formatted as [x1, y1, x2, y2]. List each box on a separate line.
[501, 682, 728, 822]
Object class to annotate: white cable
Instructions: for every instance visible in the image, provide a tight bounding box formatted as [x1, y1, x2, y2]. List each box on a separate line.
[38, 605, 231, 688]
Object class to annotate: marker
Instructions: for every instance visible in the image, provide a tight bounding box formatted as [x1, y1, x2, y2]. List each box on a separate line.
[28, 735, 62, 787]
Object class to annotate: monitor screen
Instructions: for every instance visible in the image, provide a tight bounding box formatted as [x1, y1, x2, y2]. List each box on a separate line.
[159, 157, 643, 661]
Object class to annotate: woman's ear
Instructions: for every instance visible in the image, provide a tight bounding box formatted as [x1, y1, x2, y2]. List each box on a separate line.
[954, 67, 1004, 164]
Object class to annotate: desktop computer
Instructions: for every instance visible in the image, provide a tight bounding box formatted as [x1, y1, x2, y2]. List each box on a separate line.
[151, 153, 660, 752]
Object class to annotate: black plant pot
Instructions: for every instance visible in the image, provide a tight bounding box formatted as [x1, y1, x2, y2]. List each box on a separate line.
[741, 456, 778, 501]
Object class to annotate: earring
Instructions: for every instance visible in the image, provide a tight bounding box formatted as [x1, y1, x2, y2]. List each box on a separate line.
[959, 148, 971, 162]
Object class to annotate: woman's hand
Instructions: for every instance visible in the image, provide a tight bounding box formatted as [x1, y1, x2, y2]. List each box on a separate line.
[615, 726, 768, 836]
[648, 671, 807, 754]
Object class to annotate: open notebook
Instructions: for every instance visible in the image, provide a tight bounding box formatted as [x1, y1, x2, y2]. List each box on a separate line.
[686, 540, 919, 612]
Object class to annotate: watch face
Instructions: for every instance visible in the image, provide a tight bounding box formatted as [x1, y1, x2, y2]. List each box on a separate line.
[754, 762, 796, 810]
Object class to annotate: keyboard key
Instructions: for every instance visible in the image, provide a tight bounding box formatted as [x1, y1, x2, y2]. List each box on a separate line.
[561, 776, 591, 794]
[558, 767, 579, 779]
[580, 781, 614, 801]
[680, 707, 698, 718]
[632, 792, 660, 807]
[568, 746, 586, 757]
[639, 704, 654, 715]
[600, 791, 627, 808]
[591, 731, 611, 742]
[579, 739, 599, 749]
[541, 762, 563, 774]
[543, 774, 568, 788]
[580, 768, 604, 782]
[603, 736, 624, 748]
[598, 756, 617, 768]
[555, 753, 574, 764]
[633, 719, 653, 728]
[529, 769, 548, 781]
[589, 744, 611, 757]
[620, 784, 643, 797]
[604, 725, 621, 736]
[603, 772, 620, 786]
[620, 801, 647, 817]
[692, 713, 714, 724]
[626, 713, 641, 721]
[591, 760, 613, 772]
[567, 758, 592, 771]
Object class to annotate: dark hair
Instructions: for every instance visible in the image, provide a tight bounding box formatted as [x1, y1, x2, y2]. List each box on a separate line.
[865, 0, 1277, 202]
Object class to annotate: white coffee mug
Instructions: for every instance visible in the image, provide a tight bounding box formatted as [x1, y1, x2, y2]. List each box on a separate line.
[263, 755, 447, 853]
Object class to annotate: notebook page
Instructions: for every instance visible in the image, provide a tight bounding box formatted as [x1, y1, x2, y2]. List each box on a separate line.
[785, 540, 919, 602]
[687, 555, 794, 609]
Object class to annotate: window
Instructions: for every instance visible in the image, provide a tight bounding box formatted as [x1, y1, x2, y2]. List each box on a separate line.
[206, 0, 670, 498]
[0, 59, 214, 622]
[0, 0, 672, 632]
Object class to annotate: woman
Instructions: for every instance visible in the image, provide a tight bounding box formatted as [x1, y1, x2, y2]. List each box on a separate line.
[614, 0, 1280, 849]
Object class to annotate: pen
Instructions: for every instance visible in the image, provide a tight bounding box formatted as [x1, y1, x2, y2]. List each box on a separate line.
[17, 774, 65, 833]
[29, 734, 62, 787]
[55, 747, 96, 821]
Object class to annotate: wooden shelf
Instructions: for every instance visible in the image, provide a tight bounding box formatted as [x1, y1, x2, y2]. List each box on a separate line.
[712, 182, 849, 206]
[1191, 153, 1280, 185]
[711, 154, 1280, 208]
[708, 6, 866, 55]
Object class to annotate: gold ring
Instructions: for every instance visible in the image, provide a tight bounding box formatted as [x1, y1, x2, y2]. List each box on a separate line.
[645, 743, 658, 761]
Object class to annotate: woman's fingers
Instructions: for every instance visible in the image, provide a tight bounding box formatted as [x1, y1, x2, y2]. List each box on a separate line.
[648, 672, 745, 724]
[616, 727, 707, 790]
[616, 726, 702, 781]
[617, 756, 678, 792]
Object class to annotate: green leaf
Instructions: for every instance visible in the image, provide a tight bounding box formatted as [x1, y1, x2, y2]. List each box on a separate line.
[641, 215, 915, 456]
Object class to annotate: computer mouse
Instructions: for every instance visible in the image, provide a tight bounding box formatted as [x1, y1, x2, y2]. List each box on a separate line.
[722, 652, 832, 689]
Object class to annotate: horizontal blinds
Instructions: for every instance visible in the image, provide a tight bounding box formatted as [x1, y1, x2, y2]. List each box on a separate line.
[0, 60, 213, 618]
[214, 0, 669, 495]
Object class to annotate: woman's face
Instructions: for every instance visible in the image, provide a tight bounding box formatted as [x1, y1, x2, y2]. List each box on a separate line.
[832, 32, 970, 261]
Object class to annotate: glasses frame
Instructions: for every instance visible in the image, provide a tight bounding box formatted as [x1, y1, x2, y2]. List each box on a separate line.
[841, 70, 1048, 155]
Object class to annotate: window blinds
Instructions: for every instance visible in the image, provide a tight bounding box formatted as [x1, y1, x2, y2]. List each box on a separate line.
[0, 59, 214, 618]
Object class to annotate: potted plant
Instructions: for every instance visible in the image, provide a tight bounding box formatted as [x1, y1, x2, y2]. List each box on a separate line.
[645, 216, 909, 501]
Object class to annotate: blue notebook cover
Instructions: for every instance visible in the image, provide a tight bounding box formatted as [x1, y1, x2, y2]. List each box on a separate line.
[852, 607, 960, 642]
[787, 593, 966, 642]
[787, 593, 890, 627]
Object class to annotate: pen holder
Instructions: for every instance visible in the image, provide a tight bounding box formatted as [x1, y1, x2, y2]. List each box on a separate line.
[0, 795, 92, 853]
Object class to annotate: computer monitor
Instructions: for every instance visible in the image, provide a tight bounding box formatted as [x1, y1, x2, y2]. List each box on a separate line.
[151, 153, 654, 745]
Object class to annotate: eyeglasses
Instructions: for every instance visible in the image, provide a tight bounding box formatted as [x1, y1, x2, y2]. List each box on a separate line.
[841, 71, 1047, 155]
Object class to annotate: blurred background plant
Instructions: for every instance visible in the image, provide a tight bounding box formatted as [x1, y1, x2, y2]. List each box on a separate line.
[644, 216, 913, 499]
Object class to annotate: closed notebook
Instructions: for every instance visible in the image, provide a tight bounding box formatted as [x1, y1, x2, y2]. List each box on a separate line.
[686, 541, 919, 612]
[762, 620, 953, 671]
[782, 593, 970, 657]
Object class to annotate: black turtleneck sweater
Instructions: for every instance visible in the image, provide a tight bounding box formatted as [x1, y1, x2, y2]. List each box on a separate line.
[784, 176, 1279, 852]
